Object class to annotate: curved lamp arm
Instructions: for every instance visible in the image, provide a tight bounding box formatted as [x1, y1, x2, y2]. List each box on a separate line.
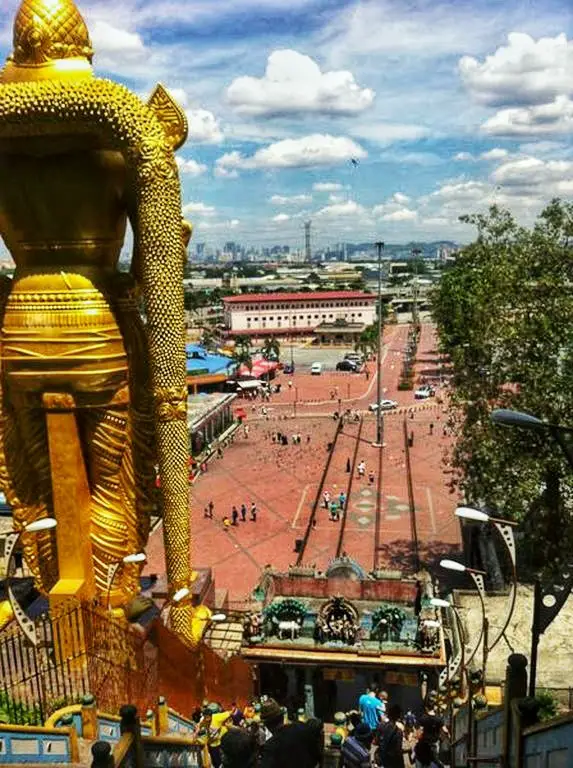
[4, 532, 38, 646]
[106, 562, 121, 610]
[463, 571, 486, 666]
[488, 520, 517, 650]
[439, 603, 466, 689]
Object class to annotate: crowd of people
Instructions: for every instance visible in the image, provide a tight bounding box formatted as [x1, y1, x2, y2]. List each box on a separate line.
[187, 697, 323, 768]
[183, 687, 449, 768]
[339, 685, 450, 768]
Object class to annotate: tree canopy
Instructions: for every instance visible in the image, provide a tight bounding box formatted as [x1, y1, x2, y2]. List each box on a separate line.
[233, 336, 253, 372]
[432, 200, 573, 577]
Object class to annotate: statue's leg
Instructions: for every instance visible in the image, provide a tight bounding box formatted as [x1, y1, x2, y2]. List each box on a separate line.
[1, 387, 58, 592]
[81, 386, 155, 607]
[81, 389, 136, 604]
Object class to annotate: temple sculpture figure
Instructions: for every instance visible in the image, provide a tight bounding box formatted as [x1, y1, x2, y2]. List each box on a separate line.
[0, 0, 197, 642]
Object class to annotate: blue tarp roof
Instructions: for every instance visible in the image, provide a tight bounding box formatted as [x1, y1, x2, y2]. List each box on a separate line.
[186, 344, 235, 376]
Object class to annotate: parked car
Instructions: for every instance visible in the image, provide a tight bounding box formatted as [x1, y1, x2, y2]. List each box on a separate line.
[344, 352, 364, 363]
[336, 359, 359, 372]
[310, 362, 322, 375]
[369, 399, 398, 411]
[414, 385, 435, 399]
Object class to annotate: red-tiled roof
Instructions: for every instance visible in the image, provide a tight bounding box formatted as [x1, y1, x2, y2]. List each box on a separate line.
[223, 291, 375, 304]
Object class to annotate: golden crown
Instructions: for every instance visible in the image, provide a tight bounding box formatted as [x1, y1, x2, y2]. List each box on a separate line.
[1, 0, 94, 83]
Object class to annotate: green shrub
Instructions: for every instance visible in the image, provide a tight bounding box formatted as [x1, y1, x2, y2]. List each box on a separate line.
[535, 691, 558, 722]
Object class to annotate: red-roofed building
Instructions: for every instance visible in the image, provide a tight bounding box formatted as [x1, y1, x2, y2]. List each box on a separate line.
[223, 291, 376, 342]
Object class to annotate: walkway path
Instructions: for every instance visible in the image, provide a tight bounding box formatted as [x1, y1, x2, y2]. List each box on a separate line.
[144, 322, 461, 604]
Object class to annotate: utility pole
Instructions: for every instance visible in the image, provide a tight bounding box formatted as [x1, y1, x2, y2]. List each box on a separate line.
[304, 221, 312, 262]
[373, 241, 384, 447]
[412, 247, 421, 326]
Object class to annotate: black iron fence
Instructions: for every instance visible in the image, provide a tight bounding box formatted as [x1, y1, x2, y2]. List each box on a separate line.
[0, 601, 157, 725]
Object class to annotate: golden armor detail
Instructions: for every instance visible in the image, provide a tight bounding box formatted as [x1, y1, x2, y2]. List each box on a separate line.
[0, 0, 195, 641]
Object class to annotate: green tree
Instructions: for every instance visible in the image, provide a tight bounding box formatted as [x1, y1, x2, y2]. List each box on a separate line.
[262, 336, 280, 361]
[201, 327, 216, 350]
[432, 200, 573, 578]
[233, 336, 253, 372]
[355, 300, 388, 357]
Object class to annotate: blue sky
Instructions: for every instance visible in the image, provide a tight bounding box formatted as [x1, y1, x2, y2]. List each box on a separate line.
[1, 0, 573, 249]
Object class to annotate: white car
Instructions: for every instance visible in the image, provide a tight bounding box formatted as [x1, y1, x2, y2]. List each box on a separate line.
[369, 399, 398, 411]
[310, 362, 322, 375]
[415, 385, 435, 399]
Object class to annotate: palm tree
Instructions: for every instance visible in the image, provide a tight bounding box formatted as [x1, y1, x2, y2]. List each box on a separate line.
[355, 323, 377, 358]
[262, 336, 280, 361]
[233, 336, 253, 372]
[201, 327, 216, 351]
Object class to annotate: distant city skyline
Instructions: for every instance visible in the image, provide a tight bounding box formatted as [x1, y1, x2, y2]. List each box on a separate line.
[188, 238, 457, 262]
[1, 0, 572, 250]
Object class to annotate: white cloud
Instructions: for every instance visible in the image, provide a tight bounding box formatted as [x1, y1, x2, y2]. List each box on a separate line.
[350, 123, 428, 144]
[185, 108, 224, 143]
[518, 141, 568, 155]
[418, 155, 573, 225]
[216, 135, 366, 175]
[90, 19, 145, 58]
[226, 49, 374, 117]
[328, 194, 345, 203]
[183, 202, 217, 217]
[461, 33, 573, 137]
[482, 96, 573, 136]
[422, 216, 450, 227]
[491, 156, 573, 196]
[428, 180, 492, 207]
[316, 200, 365, 217]
[454, 152, 475, 161]
[272, 213, 291, 222]
[379, 149, 443, 166]
[381, 208, 418, 222]
[176, 157, 207, 177]
[214, 165, 240, 179]
[270, 194, 312, 205]
[480, 148, 508, 160]
[459, 33, 573, 108]
[372, 193, 415, 217]
[197, 218, 240, 232]
[165, 87, 188, 107]
[313, 182, 343, 192]
[319, 0, 531, 61]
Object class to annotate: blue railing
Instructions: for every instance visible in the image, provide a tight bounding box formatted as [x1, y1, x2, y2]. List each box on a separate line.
[0, 725, 75, 764]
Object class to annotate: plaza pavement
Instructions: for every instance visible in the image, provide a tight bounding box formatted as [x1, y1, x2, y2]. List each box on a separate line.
[144, 323, 461, 605]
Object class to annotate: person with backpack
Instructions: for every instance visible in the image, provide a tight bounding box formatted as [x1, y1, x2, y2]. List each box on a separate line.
[340, 723, 373, 768]
[375, 704, 405, 768]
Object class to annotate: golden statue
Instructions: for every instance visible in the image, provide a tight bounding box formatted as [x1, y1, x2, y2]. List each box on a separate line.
[0, 0, 196, 641]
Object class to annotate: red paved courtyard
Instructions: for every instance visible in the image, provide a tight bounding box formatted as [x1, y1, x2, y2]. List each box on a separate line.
[144, 323, 461, 605]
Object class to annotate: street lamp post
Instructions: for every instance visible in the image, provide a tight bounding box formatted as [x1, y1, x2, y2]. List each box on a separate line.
[373, 241, 384, 448]
[455, 506, 518, 651]
[491, 408, 573, 471]
[439, 561, 487, 682]
[431, 596, 468, 764]
[411, 248, 421, 327]
[491, 408, 573, 696]
[1, 517, 58, 646]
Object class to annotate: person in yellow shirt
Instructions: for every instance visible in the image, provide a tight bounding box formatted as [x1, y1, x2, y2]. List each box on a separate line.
[197, 707, 232, 768]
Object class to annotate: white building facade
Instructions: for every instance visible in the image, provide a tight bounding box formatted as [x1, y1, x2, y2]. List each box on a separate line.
[223, 291, 377, 336]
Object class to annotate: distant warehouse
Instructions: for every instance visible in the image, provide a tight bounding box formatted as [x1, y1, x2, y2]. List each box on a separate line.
[223, 291, 376, 344]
